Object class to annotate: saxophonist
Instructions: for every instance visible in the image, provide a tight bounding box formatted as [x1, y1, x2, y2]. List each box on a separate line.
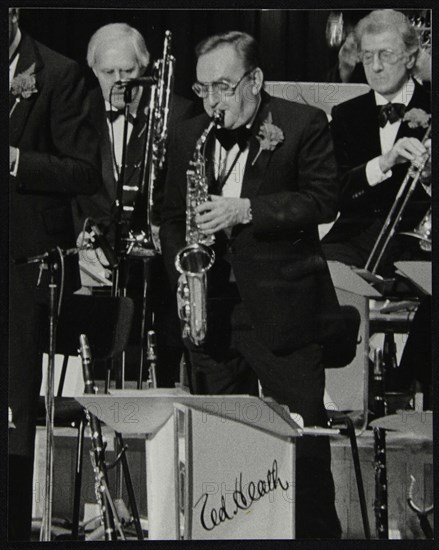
[160, 31, 342, 539]
[73, 23, 193, 387]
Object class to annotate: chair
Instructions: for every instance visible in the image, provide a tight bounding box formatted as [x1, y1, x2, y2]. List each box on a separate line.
[36, 294, 134, 539]
[322, 304, 371, 539]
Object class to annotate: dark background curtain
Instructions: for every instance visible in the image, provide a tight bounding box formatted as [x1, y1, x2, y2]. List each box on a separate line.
[18, 8, 371, 98]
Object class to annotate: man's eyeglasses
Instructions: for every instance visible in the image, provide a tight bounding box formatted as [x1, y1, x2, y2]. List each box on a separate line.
[192, 68, 255, 98]
[359, 49, 405, 66]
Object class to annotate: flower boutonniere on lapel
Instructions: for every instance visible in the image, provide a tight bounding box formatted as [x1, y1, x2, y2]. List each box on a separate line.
[10, 62, 38, 117]
[251, 112, 284, 166]
[403, 108, 430, 129]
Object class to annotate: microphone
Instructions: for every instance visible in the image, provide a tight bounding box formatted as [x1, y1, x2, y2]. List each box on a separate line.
[86, 221, 118, 269]
[14, 247, 77, 265]
[115, 77, 157, 89]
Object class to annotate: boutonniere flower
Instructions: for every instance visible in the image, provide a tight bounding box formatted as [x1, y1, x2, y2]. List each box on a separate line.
[403, 108, 430, 129]
[10, 63, 37, 117]
[252, 112, 284, 166]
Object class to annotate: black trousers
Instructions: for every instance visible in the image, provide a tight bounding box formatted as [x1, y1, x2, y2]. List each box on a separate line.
[188, 284, 341, 539]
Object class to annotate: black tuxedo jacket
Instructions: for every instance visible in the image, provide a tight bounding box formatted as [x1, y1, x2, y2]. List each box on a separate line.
[10, 33, 101, 260]
[324, 79, 431, 244]
[73, 87, 194, 241]
[160, 91, 341, 354]
[9, 33, 100, 456]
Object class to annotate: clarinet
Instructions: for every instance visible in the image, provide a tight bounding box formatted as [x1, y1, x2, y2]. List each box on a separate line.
[146, 330, 158, 388]
[372, 348, 389, 539]
[79, 334, 119, 541]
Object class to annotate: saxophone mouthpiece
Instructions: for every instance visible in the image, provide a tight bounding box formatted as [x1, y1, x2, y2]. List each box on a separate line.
[213, 110, 224, 127]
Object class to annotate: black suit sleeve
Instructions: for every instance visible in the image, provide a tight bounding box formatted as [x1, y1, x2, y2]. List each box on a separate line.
[330, 103, 371, 206]
[159, 122, 188, 289]
[15, 60, 100, 196]
[251, 108, 339, 234]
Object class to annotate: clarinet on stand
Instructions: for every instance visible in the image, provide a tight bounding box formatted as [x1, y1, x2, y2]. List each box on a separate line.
[79, 334, 125, 541]
[373, 348, 389, 539]
[146, 330, 158, 389]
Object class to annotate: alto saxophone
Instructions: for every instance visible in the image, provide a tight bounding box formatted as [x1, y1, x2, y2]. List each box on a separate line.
[175, 111, 224, 345]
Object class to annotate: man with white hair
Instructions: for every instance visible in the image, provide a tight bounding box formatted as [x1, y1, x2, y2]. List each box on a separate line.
[75, 22, 181, 236]
[73, 23, 192, 387]
[322, 9, 431, 275]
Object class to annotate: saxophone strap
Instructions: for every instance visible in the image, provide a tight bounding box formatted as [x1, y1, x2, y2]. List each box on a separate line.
[212, 148, 243, 195]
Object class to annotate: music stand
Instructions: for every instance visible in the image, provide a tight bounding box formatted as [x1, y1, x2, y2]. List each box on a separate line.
[76, 391, 302, 540]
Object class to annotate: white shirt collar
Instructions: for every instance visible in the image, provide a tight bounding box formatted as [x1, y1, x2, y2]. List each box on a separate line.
[374, 77, 415, 107]
[9, 28, 21, 61]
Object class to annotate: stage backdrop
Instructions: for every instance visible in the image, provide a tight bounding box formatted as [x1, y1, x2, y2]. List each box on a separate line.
[18, 8, 370, 98]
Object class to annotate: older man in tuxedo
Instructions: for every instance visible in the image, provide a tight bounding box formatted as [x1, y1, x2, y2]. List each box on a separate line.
[8, 7, 100, 541]
[322, 9, 431, 275]
[160, 31, 342, 538]
[73, 23, 193, 387]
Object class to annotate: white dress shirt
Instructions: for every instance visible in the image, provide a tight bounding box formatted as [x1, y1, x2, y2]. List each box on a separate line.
[9, 28, 21, 84]
[104, 100, 136, 180]
[366, 78, 415, 186]
[9, 28, 22, 176]
[213, 98, 261, 199]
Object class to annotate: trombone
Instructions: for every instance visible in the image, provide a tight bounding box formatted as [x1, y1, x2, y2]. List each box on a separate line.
[364, 124, 431, 275]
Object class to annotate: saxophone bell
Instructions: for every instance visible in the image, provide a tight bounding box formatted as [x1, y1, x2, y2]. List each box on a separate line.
[175, 244, 215, 346]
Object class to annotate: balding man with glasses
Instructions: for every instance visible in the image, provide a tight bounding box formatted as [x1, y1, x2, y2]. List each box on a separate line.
[160, 31, 342, 539]
[322, 9, 431, 275]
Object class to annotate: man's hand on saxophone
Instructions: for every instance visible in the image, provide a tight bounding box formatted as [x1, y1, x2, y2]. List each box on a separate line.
[195, 195, 252, 234]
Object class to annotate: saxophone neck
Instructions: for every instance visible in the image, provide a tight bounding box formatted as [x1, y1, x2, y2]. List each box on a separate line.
[195, 110, 224, 158]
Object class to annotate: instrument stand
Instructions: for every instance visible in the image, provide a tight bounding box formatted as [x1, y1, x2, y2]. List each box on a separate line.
[40, 259, 60, 541]
[106, 433, 144, 540]
[15, 248, 68, 541]
[407, 475, 434, 539]
[103, 83, 158, 538]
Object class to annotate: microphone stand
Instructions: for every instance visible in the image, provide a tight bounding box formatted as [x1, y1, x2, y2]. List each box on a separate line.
[15, 248, 63, 541]
[110, 86, 133, 392]
[106, 88, 145, 536]
[41, 259, 59, 541]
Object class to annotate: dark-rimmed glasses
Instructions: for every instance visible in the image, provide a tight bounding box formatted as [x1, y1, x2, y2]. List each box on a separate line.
[192, 68, 255, 98]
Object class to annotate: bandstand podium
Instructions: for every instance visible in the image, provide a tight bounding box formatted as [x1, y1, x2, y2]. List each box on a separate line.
[77, 390, 301, 540]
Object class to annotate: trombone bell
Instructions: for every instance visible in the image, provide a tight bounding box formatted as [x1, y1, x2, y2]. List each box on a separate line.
[400, 207, 432, 252]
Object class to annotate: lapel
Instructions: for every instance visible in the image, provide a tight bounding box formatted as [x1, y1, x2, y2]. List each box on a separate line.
[92, 87, 150, 200]
[357, 90, 382, 160]
[240, 91, 275, 199]
[90, 91, 117, 200]
[394, 80, 431, 142]
[9, 33, 43, 145]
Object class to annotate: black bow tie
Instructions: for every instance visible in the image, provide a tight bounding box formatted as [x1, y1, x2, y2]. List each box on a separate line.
[216, 126, 252, 151]
[106, 109, 136, 125]
[378, 103, 406, 128]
